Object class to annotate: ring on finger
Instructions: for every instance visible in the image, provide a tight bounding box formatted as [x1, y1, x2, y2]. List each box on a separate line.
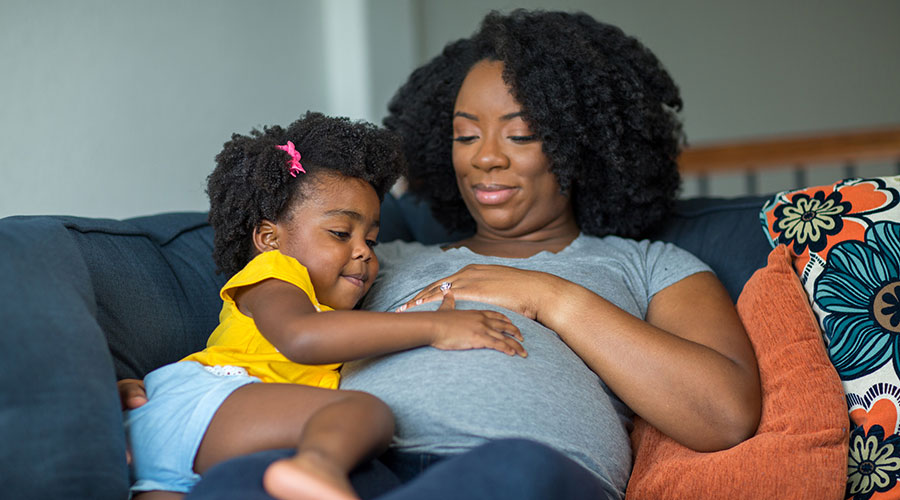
[440, 281, 452, 293]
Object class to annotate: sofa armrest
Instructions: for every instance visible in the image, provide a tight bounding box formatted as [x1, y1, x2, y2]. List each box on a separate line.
[0, 211, 222, 498]
[0, 216, 130, 498]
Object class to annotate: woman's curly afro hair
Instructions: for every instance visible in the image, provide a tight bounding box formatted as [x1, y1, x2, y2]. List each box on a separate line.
[207, 111, 405, 277]
[384, 9, 684, 238]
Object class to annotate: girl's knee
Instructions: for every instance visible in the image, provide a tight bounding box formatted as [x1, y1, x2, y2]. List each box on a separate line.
[343, 391, 395, 443]
[341, 389, 385, 407]
[341, 391, 393, 423]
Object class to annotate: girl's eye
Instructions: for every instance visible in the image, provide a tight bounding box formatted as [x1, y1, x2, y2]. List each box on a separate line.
[366, 239, 379, 248]
[453, 135, 477, 144]
[329, 230, 350, 240]
[509, 135, 537, 143]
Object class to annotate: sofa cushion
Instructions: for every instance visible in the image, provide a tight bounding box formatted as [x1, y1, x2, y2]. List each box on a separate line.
[52, 213, 224, 379]
[0, 191, 776, 498]
[625, 245, 849, 499]
[761, 176, 900, 500]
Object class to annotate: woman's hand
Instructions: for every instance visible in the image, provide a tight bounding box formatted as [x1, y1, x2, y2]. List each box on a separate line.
[118, 378, 147, 410]
[397, 264, 559, 322]
[425, 290, 527, 358]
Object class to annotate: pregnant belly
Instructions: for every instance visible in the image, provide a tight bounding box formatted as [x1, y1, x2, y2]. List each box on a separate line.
[339, 301, 633, 488]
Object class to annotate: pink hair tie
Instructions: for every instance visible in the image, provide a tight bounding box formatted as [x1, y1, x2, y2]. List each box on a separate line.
[275, 141, 305, 177]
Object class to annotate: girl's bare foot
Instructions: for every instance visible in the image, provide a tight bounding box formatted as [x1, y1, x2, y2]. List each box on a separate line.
[262, 451, 358, 500]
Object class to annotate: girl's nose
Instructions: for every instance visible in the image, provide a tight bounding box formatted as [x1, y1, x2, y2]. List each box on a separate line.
[352, 239, 373, 261]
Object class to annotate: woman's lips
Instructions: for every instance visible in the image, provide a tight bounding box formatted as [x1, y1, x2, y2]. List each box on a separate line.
[473, 184, 518, 205]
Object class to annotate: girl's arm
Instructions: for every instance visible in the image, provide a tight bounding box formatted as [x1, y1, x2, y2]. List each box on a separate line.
[238, 278, 526, 365]
[401, 265, 761, 453]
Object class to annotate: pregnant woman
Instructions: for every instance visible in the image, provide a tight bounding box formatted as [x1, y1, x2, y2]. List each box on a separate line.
[123, 9, 761, 500]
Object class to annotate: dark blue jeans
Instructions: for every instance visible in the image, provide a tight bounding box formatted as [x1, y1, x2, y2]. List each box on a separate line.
[186, 438, 616, 500]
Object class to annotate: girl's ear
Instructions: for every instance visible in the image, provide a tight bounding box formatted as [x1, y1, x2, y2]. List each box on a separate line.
[253, 220, 279, 254]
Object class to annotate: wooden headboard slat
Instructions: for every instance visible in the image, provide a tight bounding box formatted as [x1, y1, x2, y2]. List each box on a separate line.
[679, 126, 900, 174]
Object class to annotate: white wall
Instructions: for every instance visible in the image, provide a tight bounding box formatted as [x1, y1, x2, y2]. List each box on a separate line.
[415, 0, 900, 143]
[0, 0, 332, 219]
[367, 0, 420, 125]
[2, 0, 898, 219]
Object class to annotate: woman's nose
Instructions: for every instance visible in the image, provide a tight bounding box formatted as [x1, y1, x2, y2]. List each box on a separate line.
[472, 135, 509, 171]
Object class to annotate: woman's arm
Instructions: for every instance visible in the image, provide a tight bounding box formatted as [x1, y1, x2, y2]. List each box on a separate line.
[240, 278, 526, 365]
[546, 271, 760, 451]
[404, 265, 761, 452]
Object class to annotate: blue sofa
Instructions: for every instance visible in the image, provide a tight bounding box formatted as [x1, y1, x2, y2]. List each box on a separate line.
[0, 192, 772, 499]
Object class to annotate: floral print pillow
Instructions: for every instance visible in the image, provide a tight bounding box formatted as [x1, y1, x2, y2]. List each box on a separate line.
[761, 176, 900, 500]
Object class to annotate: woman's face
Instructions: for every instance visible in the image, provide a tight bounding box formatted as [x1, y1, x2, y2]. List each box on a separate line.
[451, 60, 574, 239]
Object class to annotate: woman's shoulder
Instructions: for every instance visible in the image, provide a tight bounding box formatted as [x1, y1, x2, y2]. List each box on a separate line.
[575, 233, 712, 297]
[578, 233, 692, 255]
[375, 239, 442, 263]
[574, 233, 661, 254]
[575, 233, 709, 272]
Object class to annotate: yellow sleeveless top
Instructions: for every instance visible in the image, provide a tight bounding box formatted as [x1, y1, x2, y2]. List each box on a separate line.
[182, 250, 340, 389]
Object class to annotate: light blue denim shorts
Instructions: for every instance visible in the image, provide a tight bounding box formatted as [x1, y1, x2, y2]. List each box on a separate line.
[124, 361, 260, 494]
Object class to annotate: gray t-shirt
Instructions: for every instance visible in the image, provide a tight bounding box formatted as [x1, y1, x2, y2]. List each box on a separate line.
[340, 233, 710, 498]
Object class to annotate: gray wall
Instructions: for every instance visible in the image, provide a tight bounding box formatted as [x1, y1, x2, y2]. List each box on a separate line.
[2, 0, 899, 218]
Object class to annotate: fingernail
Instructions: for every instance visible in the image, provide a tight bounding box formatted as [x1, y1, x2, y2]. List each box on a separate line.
[397, 304, 407, 312]
[415, 299, 423, 305]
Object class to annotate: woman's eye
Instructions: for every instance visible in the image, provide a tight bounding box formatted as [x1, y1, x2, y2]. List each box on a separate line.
[366, 239, 379, 248]
[453, 135, 477, 143]
[509, 135, 537, 143]
[329, 231, 350, 240]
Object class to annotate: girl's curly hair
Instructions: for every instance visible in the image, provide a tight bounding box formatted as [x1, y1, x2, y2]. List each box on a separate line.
[384, 9, 684, 238]
[207, 111, 405, 277]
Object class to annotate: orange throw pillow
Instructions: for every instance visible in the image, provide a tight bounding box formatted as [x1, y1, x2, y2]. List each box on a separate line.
[625, 245, 849, 499]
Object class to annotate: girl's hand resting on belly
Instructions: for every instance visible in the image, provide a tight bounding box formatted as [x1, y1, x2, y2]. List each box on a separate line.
[410, 288, 527, 358]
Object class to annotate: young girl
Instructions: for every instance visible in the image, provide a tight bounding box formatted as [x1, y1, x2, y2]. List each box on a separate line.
[124, 112, 526, 500]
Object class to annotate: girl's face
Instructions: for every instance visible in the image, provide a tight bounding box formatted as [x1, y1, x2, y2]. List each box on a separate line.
[451, 59, 575, 239]
[262, 172, 381, 310]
